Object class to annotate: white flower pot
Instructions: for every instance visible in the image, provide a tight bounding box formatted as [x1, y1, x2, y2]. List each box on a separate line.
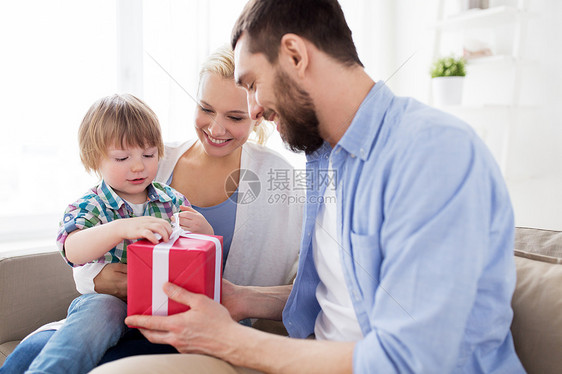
[432, 76, 464, 106]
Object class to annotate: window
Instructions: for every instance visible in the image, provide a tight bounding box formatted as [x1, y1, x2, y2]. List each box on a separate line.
[0, 1, 116, 249]
[1, 0, 305, 252]
[3, 1, 391, 251]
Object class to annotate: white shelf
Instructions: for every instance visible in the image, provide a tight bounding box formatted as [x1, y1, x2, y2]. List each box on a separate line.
[466, 55, 514, 65]
[466, 55, 536, 67]
[438, 104, 537, 113]
[432, 1, 533, 177]
[436, 6, 529, 30]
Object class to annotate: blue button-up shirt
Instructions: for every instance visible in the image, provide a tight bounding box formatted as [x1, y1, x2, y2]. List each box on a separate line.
[283, 82, 524, 373]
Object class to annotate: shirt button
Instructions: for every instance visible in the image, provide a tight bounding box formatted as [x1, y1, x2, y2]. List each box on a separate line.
[335, 148, 341, 154]
[350, 154, 356, 158]
[360, 149, 365, 157]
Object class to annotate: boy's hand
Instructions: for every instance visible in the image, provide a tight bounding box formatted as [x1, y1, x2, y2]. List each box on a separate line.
[120, 216, 173, 244]
[178, 205, 214, 235]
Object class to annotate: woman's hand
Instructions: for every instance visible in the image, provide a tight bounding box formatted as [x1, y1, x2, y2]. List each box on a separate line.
[221, 278, 250, 322]
[93, 263, 128, 302]
[178, 205, 214, 235]
[222, 279, 291, 322]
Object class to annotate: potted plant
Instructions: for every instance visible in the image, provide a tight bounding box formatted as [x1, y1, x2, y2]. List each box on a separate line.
[430, 55, 466, 106]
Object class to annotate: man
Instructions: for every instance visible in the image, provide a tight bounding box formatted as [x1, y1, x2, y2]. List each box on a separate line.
[93, 1, 524, 373]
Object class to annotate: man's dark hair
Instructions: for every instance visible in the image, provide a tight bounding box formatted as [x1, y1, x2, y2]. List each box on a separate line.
[231, 0, 363, 67]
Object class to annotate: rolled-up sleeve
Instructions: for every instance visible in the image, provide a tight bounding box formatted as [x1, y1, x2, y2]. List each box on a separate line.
[56, 197, 104, 267]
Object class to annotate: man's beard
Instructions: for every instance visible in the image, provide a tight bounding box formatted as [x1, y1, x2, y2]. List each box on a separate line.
[273, 69, 324, 155]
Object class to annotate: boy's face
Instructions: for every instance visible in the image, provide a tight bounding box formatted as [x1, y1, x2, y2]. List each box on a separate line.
[98, 145, 159, 204]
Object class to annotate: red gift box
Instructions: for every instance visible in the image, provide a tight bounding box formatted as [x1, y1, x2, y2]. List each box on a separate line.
[127, 233, 223, 317]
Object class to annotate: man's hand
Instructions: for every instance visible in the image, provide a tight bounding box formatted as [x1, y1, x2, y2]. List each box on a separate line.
[125, 282, 239, 357]
[178, 205, 214, 235]
[126, 282, 354, 373]
[94, 263, 128, 302]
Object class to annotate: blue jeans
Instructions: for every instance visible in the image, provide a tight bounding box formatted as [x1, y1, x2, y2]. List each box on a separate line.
[1, 299, 252, 372]
[25, 293, 127, 374]
[0, 331, 52, 374]
[0, 330, 178, 374]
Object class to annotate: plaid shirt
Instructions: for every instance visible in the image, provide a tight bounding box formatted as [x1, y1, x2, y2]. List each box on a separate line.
[57, 180, 187, 267]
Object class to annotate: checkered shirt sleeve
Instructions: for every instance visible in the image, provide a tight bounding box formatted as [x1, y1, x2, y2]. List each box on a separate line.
[56, 182, 188, 267]
[56, 190, 122, 267]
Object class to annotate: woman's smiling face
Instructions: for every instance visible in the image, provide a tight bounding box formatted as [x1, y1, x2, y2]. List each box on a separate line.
[194, 72, 255, 158]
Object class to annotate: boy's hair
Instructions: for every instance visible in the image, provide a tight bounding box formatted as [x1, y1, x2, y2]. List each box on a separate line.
[78, 94, 164, 174]
[231, 0, 363, 68]
[199, 45, 271, 145]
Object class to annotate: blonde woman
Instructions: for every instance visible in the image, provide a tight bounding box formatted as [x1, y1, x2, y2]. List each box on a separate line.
[1, 46, 303, 372]
[89, 46, 302, 294]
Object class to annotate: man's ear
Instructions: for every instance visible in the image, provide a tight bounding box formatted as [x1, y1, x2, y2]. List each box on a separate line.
[279, 33, 309, 79]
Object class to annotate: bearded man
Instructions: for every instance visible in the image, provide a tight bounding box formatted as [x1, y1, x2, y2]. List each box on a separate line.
[93, 1, 524, 373]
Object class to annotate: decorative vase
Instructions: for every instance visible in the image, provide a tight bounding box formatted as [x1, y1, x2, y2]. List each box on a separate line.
[432, 76, 464, 106]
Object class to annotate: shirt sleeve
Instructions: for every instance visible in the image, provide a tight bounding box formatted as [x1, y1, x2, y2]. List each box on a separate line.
[56, 195, 105, 267]
[173, 189, 189, 209]
[353, 127, 511, 372]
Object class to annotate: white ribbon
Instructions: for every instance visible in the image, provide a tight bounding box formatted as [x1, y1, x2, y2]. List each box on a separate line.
[152, 213, 222, 316]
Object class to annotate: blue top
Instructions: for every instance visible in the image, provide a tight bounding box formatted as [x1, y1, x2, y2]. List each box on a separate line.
[192, 192, 237, 267]
[282, 82, 524, 373]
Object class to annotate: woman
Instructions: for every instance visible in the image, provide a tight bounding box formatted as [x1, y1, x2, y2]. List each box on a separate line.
[84, 45, 302, 293]
[0, 46, 303, 373]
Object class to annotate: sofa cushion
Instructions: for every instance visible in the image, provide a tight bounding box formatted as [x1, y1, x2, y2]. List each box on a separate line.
[511, 227, 562, 374]
[0, 341, 20, 367]
[515, 227, 562, 259]
[0, 251, 79, 366]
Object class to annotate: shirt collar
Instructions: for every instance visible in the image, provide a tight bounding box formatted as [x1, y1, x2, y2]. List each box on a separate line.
[96, 180, 126, 210]
[306, 141, 333, 162]
[336, 81, 394, 161]
[147, 182, 175, 204]
[96, 180, 170, 211]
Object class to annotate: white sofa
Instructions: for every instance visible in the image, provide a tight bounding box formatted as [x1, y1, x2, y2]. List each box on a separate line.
[1, 227, 561, 373]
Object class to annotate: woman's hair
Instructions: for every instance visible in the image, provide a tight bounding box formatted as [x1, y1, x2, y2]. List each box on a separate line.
[199, 45, 272, 145]
[78, 94, 164, 175]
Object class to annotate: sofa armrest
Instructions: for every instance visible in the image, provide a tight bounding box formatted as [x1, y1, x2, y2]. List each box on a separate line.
[0, 251, 79, 347]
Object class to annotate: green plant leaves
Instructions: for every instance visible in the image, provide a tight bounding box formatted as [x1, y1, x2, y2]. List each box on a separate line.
[430, 56, 466, 78]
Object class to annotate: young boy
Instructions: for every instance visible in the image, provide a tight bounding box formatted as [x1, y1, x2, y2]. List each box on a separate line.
[25, 94, 213, 374]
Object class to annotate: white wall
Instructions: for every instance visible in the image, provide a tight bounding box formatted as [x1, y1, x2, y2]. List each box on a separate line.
[387, 0, 562, 183]
[341, 0, 562, 229]
[3, 0, 561, 250]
